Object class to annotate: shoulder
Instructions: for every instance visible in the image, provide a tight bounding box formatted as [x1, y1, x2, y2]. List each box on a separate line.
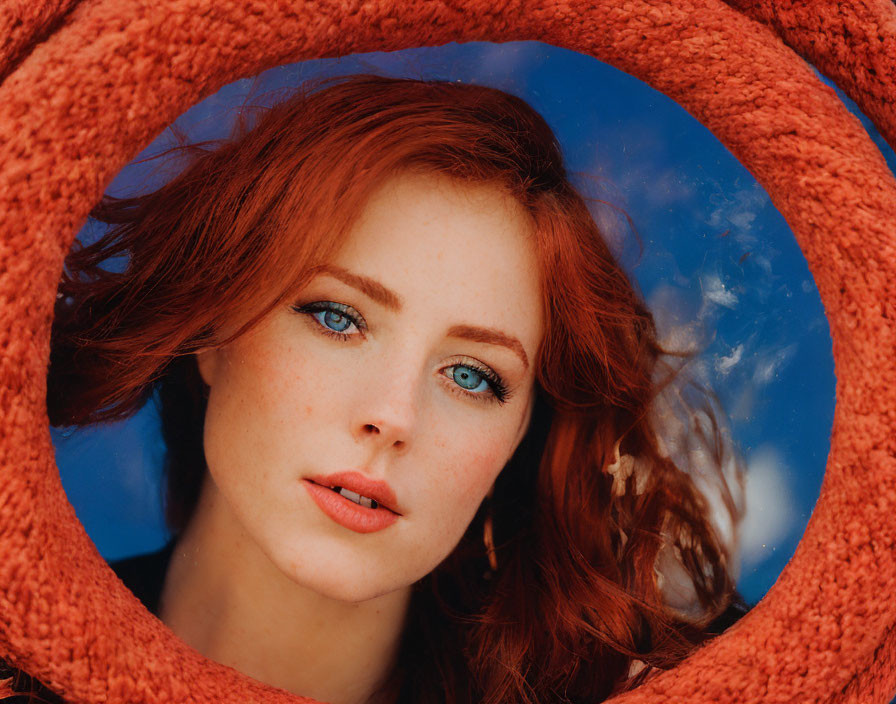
[108, 538, 178, 617]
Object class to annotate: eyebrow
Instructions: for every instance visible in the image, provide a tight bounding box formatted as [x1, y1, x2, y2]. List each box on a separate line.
[314, 264, 529, 369]
[447, 325, 529, 370]
[316, 264, 404, 312]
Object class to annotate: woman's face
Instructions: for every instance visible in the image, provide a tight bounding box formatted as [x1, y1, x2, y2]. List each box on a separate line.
[195, 171, 544, 603]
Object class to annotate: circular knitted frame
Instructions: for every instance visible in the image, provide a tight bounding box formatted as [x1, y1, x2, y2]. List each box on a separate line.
[0, 0, 894, 702]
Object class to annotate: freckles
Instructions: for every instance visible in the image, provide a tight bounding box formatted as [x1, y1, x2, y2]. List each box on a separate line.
[471, 440, 505, 478]
[451, 436, 507, 499]
[247, 340, 310, 413]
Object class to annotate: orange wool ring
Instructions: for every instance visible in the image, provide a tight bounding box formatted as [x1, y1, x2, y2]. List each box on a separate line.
[1, 1, 894, 701]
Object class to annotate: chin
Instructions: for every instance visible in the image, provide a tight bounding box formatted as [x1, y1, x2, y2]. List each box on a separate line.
[314, 573, 405, 604]
[277, 556, 410, 603]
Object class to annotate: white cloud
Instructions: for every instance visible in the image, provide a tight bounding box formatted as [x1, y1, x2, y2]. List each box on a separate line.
[752, 343, 798, 385]
[701, 273, 738, 309]
[715, 343, 744, 376]
[738, 445, 796, 568]
[727, 208, 757, 232]
[705, 182, 768, 248]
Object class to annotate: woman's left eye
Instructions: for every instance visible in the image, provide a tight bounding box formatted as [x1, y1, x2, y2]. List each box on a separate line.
[442, 363, 510, 405]
[292, 301, 366, 340]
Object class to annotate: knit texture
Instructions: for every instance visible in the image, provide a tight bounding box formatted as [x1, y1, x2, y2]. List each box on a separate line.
[0, 0, 894, 701]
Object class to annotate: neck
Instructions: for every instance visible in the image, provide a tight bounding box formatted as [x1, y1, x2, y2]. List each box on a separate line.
[158, 473, 411, 704]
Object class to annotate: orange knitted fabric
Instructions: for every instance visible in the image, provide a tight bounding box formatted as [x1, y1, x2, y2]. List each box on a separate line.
[0, 1, 894, 702]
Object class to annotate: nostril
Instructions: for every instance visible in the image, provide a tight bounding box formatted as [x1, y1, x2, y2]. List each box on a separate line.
[364, 423, 380, 434]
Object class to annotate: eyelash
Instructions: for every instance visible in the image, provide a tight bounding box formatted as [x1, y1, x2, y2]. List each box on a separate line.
[294, 300, 367, 341]
[292, 300, 511, 405]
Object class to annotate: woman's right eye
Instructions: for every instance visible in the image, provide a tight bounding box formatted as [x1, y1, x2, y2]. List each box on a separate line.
[292, 301, 367, 341]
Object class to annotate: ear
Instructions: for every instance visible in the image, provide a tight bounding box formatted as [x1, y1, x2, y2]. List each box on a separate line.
[194, 346, 220, 388]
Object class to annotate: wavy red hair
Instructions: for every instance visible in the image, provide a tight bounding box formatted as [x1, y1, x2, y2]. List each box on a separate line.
[47, 74, 746, 703]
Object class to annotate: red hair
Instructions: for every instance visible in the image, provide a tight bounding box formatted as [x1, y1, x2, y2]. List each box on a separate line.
[48, 74, 745, 703]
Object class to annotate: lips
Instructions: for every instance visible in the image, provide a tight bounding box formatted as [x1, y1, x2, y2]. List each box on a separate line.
[306, 471, 402, 515]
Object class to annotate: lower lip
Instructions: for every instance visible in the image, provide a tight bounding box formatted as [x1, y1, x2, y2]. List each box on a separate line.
[302, 480, 399, 534]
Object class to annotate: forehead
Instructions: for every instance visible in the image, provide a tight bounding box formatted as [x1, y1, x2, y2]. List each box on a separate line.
[337, 170, 536, 275]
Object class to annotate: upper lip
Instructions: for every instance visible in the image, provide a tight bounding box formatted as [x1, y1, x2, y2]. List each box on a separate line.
[306, 471, 402, 515]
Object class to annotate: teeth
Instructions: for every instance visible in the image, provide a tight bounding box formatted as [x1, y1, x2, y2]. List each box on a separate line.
[331, 486, 379, 509]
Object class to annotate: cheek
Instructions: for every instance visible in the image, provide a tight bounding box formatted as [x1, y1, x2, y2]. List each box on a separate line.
[467, 440, 507, 487]
[203, 337, 312, 464]
[226, 332, 321, 417]
[430, 428, 510, 507]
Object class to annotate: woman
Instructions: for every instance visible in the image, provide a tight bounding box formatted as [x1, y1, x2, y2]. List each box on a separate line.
[3, 73, 749, 704]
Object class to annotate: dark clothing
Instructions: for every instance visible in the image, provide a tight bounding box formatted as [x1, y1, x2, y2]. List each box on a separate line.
[707, 591, 752, 634]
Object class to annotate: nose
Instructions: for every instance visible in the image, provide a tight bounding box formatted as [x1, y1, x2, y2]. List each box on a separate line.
[351, 365, 421, 452]
[358, 422, 405, 452]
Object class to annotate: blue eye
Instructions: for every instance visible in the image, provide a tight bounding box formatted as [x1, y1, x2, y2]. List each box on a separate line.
[444, 363, 510, 404]
[293, 301, 365, 340]
[450, 365, 489, 393]
[318, 309, 352, 332]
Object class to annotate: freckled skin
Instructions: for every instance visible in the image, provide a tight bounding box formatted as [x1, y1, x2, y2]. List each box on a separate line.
[193, 171, 544, 603]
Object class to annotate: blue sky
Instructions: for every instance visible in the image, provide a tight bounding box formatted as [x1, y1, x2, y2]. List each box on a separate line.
[53, 41, 896, 607]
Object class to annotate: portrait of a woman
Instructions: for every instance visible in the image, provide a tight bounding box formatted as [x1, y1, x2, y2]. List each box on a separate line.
[4, 73, 751, 704]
